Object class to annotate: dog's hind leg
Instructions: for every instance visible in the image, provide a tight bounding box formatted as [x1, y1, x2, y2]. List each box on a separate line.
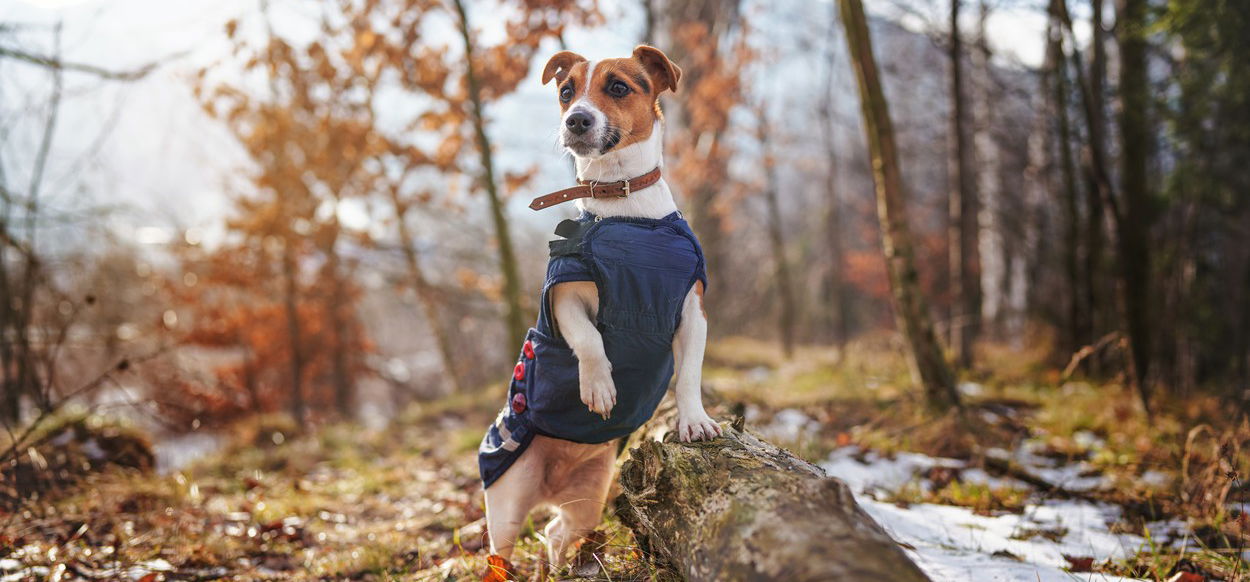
[542, 441, 615, 566]
[484, 451, 543, 560]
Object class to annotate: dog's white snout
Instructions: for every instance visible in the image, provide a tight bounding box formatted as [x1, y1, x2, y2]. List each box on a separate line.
[560, 104, 607, 156]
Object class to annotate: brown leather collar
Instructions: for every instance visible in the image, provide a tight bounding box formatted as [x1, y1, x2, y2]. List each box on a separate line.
[529, 167, 662, 211]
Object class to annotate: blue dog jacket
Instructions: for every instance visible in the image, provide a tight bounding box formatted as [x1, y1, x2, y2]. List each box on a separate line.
[478, 211, 707, 488]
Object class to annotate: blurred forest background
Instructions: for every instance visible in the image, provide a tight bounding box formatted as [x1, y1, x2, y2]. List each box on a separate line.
[1, 0, 1248, 580]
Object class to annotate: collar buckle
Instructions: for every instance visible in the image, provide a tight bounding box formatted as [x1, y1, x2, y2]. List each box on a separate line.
[589, 180, 630, 199]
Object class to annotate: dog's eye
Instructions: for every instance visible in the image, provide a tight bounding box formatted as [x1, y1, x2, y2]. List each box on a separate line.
[607, 80, 630, 98]
[560, 86, 574, 103]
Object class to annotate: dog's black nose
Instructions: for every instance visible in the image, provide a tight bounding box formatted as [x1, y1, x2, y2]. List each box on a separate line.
[565, 111, 594, 135]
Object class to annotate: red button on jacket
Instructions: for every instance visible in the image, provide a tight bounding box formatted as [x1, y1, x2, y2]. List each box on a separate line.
[511, 392, 527, 414]
[513, 361, 526, 382]
[523, 340, 535, 360]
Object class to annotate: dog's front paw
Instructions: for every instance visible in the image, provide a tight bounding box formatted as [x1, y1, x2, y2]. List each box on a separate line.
[579, 362, 616, 419]
[676, 410, 722, 442]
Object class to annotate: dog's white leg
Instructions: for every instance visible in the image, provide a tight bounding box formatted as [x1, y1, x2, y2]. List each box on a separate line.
[542, 442, 616, 566]
[551, 281, 616, 418]
[672, 281, 721, 442]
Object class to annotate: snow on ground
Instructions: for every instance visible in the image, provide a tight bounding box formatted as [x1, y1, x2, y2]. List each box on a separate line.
[858, 499, 1146, 582]
[820, 445, 1159, 582]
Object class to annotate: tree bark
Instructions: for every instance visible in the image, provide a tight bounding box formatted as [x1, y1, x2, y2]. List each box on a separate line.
[451, 0, 527, 352]
[616, 420, 931, 581]
[820, 1, 849, 347]
[1084, 0, 1108, 365]
[840, 0, 961, 412]
[1054, 0, 1153, 412]
[1055, 0, 1114, 370]
[973, 1, 1005, 338]
[280, 238, 307, 429]
[1046, 16, 1083, 360]
[948, 0, 980, 370]
[1115, 0, 1154, 404]
[758, 108, 797, 358]
[326, 239, 354, 416]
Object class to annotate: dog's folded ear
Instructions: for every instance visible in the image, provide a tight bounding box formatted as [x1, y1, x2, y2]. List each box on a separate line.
[633, 45, 682, 94]
[542, 51, 587, 85]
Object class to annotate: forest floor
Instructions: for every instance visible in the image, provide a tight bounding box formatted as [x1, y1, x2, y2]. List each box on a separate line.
[2, 334, 1248, 581]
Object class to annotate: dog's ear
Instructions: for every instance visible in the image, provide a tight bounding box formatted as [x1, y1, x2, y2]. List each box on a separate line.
[633, 45, 682, 94]
[542, 51, 587, 85]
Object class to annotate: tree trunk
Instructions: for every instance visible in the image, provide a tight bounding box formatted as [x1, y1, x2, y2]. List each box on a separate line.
[1055, 0, 1115, 370]
[655, 0, 741, 329]
[758, 109, 797, 358]
[451, 0, 527, 351]
[616, 420, 931, 581]
[973, 1, 1004, 339]
[840, 0, 961, 412]
[641, 0, 657, 46]
[1116, 0, 1153, 404]
[820, 2, 849, 347]
[1055, 0, 1153, 412]
[1046, 16, 1083, 360]
[388, 185, 466, 394]
[1083, 0, 1108, 367]
[326, 243, 354, 416]
[280, 238, 307, 429]
[948, 0, 980, 370]
[0, 216, 18, 424]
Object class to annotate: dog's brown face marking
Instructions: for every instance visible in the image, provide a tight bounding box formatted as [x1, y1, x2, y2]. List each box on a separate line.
[542, 46, 682, 155]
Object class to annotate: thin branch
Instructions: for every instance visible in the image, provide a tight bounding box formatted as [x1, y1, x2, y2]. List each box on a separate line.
[0, 46, 182, 81]
[0, 347, 169, 462]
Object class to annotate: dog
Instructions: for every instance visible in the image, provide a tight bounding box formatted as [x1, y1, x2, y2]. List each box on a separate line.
[476, 45, 722, 575]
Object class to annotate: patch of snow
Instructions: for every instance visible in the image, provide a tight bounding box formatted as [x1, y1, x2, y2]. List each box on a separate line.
[154, 432, 225, 474]
[124, 559, 176, 580]
[821, 446, 964, 494]
[991, 441, 1110, 492]
[959, 382, 985, 396]
[1138, 470, 1171, 488]
[81, 437, 107, 460]
[959, 467, 1025, 490]
[821, 448, 1157, 581]
[861, 500, 1148, 581]
[1030, 464, 1107, 492]
[1073, 430, 1105, 450]
[0, 564, 47, 582]
[1141, 519, 1191, 545]
[48, 429, 74, 447]
[746, 366, 773, 383]
[762, 409, 820, 442]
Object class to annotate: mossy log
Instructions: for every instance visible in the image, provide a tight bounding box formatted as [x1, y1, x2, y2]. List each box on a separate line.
[615, 421, 931, 581]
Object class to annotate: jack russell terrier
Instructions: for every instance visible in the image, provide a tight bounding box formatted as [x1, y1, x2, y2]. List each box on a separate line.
[476, 45, 722, 576]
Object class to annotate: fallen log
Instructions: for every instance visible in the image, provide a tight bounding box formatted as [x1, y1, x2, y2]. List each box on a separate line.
[615, 418, 931, 581]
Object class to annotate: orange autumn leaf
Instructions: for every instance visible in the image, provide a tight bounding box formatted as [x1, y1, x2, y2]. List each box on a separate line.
[482, 554, 516, 582]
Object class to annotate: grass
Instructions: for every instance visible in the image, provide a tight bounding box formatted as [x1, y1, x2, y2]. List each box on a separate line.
[705, 332, 1248, 581]
[885, 480, 1034, 515]
[1, 389, 675, 581]
[3, 332, 1247, 581]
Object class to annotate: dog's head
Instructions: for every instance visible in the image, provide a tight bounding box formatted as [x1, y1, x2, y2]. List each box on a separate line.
[542, 46, 682, 159]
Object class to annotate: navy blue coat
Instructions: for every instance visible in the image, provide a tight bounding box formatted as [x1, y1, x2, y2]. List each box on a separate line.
[478, 211, 707, 488]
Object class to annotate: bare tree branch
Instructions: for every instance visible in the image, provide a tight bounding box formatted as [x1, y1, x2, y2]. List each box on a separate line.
[0, 45, 185, 81]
